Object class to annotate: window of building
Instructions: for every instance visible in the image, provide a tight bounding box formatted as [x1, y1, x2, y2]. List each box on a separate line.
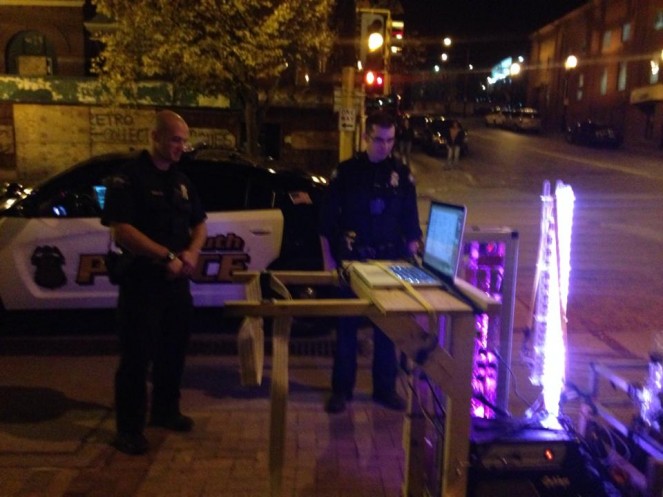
[622, 22, 632, 42]
[6, 31, 56, 75]
[601, 30, 612, 52]
[600, 68, 608, 95]
[650, 60, 659, 84]
[617, 62, 627, 91]
[576, 73, 584, 101]
[656, 10, 663, 30]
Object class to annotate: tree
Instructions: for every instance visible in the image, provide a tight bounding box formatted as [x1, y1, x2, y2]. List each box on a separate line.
[91, 0, 335, 157]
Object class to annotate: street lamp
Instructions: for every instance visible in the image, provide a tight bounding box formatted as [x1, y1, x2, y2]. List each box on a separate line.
[564, 55, 578, 70]
[442, 36, 467, 111]
[562, 54, 577, 131]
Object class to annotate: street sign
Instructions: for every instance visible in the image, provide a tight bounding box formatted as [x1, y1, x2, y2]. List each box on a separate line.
[333, 87, 364, 112]
[339, 107, 356, 131]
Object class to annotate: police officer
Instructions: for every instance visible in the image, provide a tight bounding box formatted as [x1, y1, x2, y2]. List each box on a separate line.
[101, 110, 208, 455]
[319, 111, 422, 414]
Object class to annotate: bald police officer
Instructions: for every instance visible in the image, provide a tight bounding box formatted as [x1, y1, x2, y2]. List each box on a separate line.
[102, 110, 208, 454]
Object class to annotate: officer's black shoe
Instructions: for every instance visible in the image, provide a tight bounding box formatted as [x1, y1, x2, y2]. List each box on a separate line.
[149, 413, 194, 432]
[112, 432, 148, 455]
[372, 391, 406, 411]
[325, 393, 349, 414]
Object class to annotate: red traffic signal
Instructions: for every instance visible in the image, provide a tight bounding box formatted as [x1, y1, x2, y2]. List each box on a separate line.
[365, 70, 384, 87]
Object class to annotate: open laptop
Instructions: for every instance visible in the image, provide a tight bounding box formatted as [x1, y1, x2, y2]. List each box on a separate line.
[349, 200, 492, 312]
[351, 200, 466, 289]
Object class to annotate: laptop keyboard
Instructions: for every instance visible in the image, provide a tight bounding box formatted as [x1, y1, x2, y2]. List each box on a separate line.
[389, 264, 440, 284]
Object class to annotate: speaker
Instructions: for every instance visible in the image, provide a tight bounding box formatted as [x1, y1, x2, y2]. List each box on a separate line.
[467, 418, 594, 497]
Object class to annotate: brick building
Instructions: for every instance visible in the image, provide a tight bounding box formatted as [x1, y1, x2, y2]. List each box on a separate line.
[0, 0, 89, 77]
[528, 0, 663, 149]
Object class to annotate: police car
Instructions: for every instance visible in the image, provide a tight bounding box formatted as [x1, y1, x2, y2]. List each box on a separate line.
[0, 149, 327, 314]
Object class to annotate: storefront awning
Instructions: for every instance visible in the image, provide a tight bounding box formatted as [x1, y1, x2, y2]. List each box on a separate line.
[630, 84, 663, 104]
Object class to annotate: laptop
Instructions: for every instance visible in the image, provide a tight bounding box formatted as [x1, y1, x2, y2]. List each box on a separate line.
[351, 200, 467, 289]
[349, 200, 492, 312]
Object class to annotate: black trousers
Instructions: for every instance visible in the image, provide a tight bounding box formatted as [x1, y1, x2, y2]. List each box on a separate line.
[331, 274, 399, 398]
[114, 268, 192, 435]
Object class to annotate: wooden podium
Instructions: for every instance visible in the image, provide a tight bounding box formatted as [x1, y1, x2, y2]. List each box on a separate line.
[225, 265, 500, 497]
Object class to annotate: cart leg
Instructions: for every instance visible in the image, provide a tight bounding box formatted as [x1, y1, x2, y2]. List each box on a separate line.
[269, 315, 293, 497]
[403, 367, 430, 496]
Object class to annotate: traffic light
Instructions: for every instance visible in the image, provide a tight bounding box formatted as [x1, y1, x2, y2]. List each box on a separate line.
[364, 70, 384, 94]
[390, 19, 403, 57]
[359, 10, 387, 71]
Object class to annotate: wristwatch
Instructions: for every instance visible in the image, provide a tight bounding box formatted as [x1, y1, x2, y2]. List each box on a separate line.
[163, 250, 177, 263]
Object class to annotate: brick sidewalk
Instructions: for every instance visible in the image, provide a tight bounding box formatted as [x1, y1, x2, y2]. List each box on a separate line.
[2, 182, 662, 496]
[0, 355, 408, 497]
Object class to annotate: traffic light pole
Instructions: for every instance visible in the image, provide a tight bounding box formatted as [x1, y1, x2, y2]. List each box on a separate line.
[339, 66, 357, 162]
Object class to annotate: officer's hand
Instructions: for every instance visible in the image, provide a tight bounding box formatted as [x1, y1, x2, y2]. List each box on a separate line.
[407, 239, 421, 257]
[178, 249, 199, 277]
[165, 257, 185, 280]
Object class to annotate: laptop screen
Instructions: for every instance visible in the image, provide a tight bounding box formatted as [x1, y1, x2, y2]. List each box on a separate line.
[421, 201, 467, 281]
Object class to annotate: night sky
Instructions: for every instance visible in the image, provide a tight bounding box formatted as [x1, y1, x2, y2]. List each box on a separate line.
[399, 0, 588, 69]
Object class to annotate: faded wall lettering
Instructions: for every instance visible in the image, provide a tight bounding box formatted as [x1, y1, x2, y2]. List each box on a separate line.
[89, 109, 152, 148]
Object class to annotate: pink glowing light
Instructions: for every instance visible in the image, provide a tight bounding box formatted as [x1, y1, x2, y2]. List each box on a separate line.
[526, 181, 575, 418]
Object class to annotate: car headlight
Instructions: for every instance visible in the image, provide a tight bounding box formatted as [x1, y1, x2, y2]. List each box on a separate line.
[432, 134, 446, 145]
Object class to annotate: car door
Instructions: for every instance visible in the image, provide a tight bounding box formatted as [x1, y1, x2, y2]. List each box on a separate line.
[180, 160, 283, 307]
[0, 160, 122, 310]
[0, 157, 283, 311]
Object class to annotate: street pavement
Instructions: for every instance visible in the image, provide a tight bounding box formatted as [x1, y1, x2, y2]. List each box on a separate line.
[2, 143, 663, 496]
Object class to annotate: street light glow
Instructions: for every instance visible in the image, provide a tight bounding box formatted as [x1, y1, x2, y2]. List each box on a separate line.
[443, 37, 452, 47]
[510, 62, 521, 76]
[441, 53, 448, 61]
[565, 55, 578, 70]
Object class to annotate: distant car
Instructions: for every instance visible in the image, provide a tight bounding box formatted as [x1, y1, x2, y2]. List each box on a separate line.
[402, 112, 430, 145]
[566, 120, 622, 148]
[506, 108, 542, 133]
[0, 149, 327, 314]
[484, 107, 508, 127]
[421, 117, 469, 157]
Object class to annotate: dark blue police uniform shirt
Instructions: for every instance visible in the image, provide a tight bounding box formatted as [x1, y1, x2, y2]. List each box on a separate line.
[319, 152, 421, 260]
[101, 150, 207, 253]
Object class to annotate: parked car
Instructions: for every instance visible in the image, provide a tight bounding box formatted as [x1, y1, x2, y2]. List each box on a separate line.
[566, 120, 622, 148]
[505, 107, 542, 133]
[0, 149, 328, 314]
[421, 117, 469, 157]
[484, 107, 508, 127]
[402, 112, 430, 145]
[0, 182, 30, 211]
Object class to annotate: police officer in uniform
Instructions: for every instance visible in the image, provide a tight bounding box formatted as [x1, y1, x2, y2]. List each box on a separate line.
[320, 111, 422, 413]
[101, 110, 208, 455]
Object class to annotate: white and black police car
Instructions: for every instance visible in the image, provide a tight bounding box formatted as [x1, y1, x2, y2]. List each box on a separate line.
[0, 149, 328, 316]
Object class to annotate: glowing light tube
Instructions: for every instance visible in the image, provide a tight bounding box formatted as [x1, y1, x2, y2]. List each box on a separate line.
[526, 181, 575, 418]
